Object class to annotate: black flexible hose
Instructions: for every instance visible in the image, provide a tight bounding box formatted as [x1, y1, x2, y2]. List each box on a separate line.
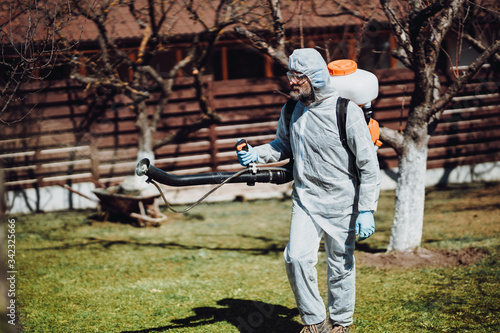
[148, 168, 248, 213]
[136, 158, 293, 186]
[136, 158, 293, 212]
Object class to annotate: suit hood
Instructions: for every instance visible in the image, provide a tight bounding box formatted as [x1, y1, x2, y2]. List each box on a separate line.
[288, 48, 338, 103]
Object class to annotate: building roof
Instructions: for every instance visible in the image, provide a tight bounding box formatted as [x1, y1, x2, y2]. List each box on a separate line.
[2, 0, 381, 46]
[3, 0, 496, 48]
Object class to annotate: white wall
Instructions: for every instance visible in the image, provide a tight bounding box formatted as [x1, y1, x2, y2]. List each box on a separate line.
[6, 183, 98, 214]
[6, 161, 500, 214]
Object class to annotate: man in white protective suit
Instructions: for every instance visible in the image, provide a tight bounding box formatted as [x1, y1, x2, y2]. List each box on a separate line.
[236, 48, 381, 333]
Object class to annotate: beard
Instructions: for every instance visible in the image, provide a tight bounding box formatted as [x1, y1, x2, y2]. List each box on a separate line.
[289, 82, 314, 105]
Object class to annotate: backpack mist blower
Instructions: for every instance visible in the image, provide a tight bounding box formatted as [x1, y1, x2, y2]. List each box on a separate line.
[328, 59, 382, 147]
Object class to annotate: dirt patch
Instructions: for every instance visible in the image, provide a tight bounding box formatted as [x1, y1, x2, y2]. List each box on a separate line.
[358, 247, 487, 269]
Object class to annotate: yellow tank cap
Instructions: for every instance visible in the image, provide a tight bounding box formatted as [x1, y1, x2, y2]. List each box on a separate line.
[328, 59, 357, 76]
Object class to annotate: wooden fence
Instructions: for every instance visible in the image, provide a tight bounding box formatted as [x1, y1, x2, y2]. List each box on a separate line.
[1, 67, 499, 192]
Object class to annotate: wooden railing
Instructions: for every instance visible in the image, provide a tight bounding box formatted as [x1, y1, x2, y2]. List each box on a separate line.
[1, 68, 499, 191]
[374, 67, 500, 169]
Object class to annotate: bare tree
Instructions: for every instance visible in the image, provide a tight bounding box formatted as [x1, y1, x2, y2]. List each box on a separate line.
[0, 0, 74, 125]
[379, 0, 500, 251]
[1, 2, 72, 330]
[234, 0, 500, 252]
[235, 0, 382, 67]
[61, 0, 269, 189]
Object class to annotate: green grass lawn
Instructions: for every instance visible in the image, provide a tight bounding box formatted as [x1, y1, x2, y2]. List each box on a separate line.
[5, 182, 500, 332]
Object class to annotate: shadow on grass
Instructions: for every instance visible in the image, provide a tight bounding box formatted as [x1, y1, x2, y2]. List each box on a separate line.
[121, 298, 301, 333]
[355, 242, 386, 253]
[28, 237, 288, 256]
[31, 235, 387, 255]
[32, 237, 387, 256]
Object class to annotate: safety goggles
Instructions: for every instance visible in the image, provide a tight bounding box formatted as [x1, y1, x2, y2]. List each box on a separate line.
[287, 71, 307, 84]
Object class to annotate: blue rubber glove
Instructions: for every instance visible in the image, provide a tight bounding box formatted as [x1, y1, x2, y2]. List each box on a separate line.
[355, 211, 375, 241]
[236, 143, 258, 166]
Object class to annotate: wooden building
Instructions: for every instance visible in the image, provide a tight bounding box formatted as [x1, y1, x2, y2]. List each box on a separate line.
[1, 1, 499, 213]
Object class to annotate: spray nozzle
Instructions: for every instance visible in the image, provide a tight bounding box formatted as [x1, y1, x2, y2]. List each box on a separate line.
[136, 158, 151, 176]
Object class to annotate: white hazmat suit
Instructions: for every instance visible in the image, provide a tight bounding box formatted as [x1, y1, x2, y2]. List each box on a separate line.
[254, 49, 381, 327]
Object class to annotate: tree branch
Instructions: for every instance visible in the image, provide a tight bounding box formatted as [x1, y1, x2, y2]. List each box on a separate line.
[430, 38, 500, 121]
[410, 0, 449, 33]
[0, 0, 75, 119]
[230, 0, 288, 67]
[380, 0, 413, 67]
[233, 25, 288, 67]
[425, 0, 464, 66]
[380, 126, 405, 154]
[311, 0, 372, 21]
[71, 72, 150, 100]
[461, 31, 500, 64]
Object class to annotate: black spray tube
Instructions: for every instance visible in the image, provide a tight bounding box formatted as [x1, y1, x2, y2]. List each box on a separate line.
[136, 158, 293, 187]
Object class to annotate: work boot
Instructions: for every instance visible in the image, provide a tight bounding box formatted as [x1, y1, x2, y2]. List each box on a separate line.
[330, 325, 350, 333]
[299, 319, 330, 333]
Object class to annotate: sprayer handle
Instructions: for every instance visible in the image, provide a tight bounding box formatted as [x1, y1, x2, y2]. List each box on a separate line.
[235, 139, 249, 152]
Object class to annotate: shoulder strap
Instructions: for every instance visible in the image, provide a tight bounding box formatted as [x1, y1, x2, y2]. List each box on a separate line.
[336, 97, 350, 147]
[282, 99, 297, 172]
[284, 99, 297, 130]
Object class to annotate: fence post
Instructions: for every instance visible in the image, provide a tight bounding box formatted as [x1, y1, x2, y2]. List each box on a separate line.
[206, 75, 219, 171]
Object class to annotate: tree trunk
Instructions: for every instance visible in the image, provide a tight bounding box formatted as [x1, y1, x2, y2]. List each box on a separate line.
[137, 127, 155, 166]
[126, 105, 156, 192]
[387, 139, 429, 251]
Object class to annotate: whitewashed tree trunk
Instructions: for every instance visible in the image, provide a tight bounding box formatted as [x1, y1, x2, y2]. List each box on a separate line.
[137, 126, 155, 166]
[387, 140, 429, 251]
[122, 109, 156, 192]
[133, 124, 155, 190]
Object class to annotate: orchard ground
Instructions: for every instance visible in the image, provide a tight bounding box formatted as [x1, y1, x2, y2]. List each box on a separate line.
[4, 181, 500, 332]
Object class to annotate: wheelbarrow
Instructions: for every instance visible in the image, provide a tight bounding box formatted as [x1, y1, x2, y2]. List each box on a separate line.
[60, 184, 167, 227]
